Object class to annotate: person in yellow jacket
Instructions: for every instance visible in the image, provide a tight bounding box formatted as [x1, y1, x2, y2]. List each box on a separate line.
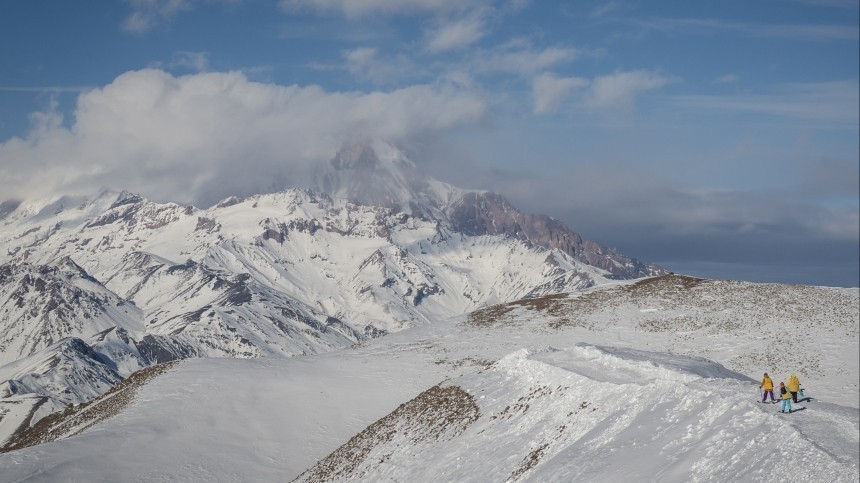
[760, 373, 775, 403]
[779, 382, 793, 413]
[788, 373, 801, 403]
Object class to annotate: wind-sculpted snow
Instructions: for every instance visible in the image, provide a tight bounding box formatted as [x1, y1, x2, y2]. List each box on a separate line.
[467, 274, 859, 404]
[298, 347, 858, 482]
[0, 291, 856, 481]
[533, 344, 756, 385]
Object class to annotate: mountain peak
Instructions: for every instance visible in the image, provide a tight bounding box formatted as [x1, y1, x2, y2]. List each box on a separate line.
[330, 141, 417, 173]
[316, 141, 453, 216]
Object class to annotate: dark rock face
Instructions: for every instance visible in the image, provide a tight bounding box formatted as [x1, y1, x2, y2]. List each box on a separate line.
[0, 200, 21, 221]
[447, 192, 663, 279]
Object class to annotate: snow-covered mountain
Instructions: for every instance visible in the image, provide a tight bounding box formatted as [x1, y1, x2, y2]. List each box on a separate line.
[0, 143, 666, 444]
[314, 141, 663, 279]
[0, 256, 142, 366]
[1, 275, 856, 481]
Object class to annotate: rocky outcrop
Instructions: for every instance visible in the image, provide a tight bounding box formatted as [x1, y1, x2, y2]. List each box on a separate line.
[447, 191, 663, 279]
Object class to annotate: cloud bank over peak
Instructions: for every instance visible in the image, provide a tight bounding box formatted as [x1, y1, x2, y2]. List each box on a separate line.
[0, 69, 486, 207]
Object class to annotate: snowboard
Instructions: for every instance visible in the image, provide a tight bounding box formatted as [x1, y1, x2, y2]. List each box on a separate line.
[778, 407, 807, 413]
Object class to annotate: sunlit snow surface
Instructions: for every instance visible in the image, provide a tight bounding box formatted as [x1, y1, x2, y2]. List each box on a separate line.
[1, 287, 857, 482]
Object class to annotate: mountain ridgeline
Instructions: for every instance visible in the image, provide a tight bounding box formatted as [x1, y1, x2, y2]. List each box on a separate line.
[317, 142, 662, 280]
[0, 141, 663, 446]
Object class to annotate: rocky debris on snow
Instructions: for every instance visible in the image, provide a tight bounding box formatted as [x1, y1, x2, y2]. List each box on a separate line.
[0, 361, 179, 453]
[465, 273, 858, 385]
[294, 384, 480, 482]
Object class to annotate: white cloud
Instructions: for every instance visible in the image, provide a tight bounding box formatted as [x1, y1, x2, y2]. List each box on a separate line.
[122, 0, 242, 33]
[425, 15, 488, 52]
[343, 47, 381, 78]
[532, 73, 588, 114]
[590, 1, 630, 17]
[0, 69, 486, 206]
[149, 51, 211, 72]
[585, 70, 674, 108]
[123, 0, 195, 33]
[471, 41, 580, 75]
[169, 51, 210, 72]
[341, 48, 421, 85]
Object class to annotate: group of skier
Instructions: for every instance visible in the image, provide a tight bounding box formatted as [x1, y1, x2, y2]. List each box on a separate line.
[759, 372, 803, 413]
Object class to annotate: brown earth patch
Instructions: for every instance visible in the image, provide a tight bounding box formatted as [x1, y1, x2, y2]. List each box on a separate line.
[294, 384, 480, 482]
[1, 361, 179, 453]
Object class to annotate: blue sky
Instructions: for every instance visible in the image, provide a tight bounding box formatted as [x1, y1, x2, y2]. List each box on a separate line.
[1, 0, 858, 287]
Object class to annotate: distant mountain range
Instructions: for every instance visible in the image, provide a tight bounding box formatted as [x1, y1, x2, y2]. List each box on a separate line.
[0, 141, 663, 446]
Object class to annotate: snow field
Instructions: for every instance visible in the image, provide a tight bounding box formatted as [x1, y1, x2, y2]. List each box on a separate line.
[0, 326, 857, 482]
[322, 346, 857, 482]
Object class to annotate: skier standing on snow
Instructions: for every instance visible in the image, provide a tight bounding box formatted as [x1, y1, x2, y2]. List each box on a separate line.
[788, 373, 801, 403]
[779, 382, 793, 413]
[760, 373, 775, 402]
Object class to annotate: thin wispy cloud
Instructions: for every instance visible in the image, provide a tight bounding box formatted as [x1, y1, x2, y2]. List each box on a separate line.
[0, 86, 92, 93]
[532, 73, 588, 114]
[278, 0, 482, 17]
[585, 70, 676, 108]
[342, 47, 421, 85]
[629, 16, 859, 42]
[123, 0, 195, 33]
[470, 40, 580, 75]
[590, 1, 631, 18]
[149, 51, 211, 73]
[674, 81, 860, 124]
[425, 14, 488, 52]
[712, 74, 739, 84]
[123, 0, 242, 33]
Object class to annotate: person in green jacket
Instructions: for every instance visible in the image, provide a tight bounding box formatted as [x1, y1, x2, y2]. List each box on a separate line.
[779, 382, 793, 413]
[760, 373, 775, 402]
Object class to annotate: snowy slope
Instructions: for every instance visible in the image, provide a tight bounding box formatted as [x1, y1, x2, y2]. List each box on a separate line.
[0, 186, 612, 445]
[0, 274, 856, 482]
[297, 347, 856, 482]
